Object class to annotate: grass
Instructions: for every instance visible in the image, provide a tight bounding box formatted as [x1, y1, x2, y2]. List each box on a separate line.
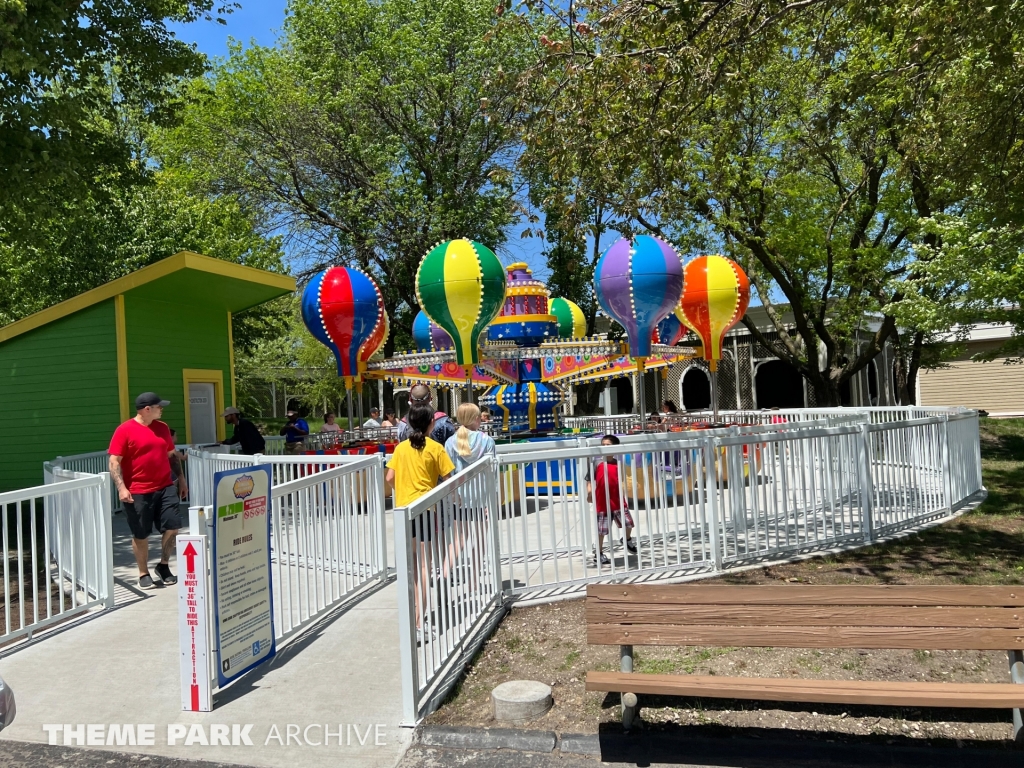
[722, 418, 1024, 587]
[561, 649, 582, 670]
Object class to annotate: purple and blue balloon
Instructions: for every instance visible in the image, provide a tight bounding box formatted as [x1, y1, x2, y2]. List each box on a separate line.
[594, 235, 685, 359]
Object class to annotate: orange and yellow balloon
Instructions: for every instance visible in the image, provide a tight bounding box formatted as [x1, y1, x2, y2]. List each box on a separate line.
[680, 255, 750, 370]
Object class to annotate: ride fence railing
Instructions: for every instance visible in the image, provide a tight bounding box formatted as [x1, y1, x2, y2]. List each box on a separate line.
[394, 456, 502, 724]
[561, 406, 953, 435]
[266, 454, 388, 642]
[185, 450, 388, 641]
[185, 449, 374, 509]
[0, 467, 114, 647]
[392, 406, 984, 722]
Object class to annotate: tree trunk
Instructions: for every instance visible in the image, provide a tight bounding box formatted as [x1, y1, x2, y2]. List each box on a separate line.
[809, 370, 842, 407]
[905, 331, 925, 406]
[891, 330, 924, 405]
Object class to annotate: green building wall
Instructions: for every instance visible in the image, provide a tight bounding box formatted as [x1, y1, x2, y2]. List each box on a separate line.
[0, 301, 121, 492]
[124, 295, 233, 441]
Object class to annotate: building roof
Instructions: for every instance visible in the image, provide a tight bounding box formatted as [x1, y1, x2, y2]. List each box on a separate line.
[0, 251, 296, 344]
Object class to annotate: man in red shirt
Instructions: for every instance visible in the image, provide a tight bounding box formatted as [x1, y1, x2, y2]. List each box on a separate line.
[109, 392, 188, 589]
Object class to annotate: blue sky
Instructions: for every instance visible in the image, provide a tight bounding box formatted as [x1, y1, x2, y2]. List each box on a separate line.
[169, 1, 289, 60]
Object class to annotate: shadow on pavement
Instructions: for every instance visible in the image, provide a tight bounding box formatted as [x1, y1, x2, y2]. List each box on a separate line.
[595, 722, 1022, 768]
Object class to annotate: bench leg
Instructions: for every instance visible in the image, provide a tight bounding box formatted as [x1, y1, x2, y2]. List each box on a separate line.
[1011, 650, 1024, 744]
[621, 644, 636, 730]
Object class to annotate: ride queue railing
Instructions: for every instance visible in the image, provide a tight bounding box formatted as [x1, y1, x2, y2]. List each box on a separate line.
[268, 455, 388, 642]
[1, 468, 114, 647]
[394, 456, 503, 724]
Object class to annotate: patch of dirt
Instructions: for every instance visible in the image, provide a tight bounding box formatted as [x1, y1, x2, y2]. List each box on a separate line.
[425, 598, 1018, 747]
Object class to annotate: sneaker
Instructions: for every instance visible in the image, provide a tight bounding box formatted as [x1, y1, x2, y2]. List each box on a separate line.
[138, 573, 157, 590]
[416, 621, 437, 646]
[593, 550, 611, 566]
[625, 538, 637, 553]
[155, 563, 176, 585]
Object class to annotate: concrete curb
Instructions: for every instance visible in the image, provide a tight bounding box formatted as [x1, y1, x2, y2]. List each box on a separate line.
[557, 732, 601, 756]
[416, 725, 557, 753]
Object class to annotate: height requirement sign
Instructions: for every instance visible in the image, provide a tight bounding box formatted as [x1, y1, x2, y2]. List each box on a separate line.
[211, 464, 276, 687]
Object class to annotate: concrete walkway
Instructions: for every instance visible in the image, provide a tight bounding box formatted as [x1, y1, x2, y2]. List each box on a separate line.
[0, 515, 411, 768]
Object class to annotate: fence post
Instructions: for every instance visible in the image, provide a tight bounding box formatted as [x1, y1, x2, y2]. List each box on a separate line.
[941, 414, 953, 511]
[858, 423, 875, 542]
[487, 457, 503, 598]
[374, 455, 388, 582]
[98, 473, 115, 609]
[1010, 649, 1024, 743]
[394, 502, 420, 726]
[727, 426, 745, 549]
[704, 435, 723, 569]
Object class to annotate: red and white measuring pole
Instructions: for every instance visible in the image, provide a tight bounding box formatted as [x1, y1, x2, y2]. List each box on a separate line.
[178, 520, 212, 712]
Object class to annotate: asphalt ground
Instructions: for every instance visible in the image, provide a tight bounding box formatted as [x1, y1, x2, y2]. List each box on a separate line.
[4, 725, 1022, 768]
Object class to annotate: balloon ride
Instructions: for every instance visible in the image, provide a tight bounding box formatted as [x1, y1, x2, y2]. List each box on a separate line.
[300, 232, 712, 436]
[679, 254, 751, 419]
[594, 235, 685, 418]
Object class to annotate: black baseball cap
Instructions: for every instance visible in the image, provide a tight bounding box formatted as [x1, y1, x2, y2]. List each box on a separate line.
[135, 392, 170, 410]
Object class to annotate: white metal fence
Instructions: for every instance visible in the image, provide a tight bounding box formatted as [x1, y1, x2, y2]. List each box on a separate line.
[393, 406, 985, 721]
[268, 455, 389, 641]
[28, 406, 984, 720]
[185, 451, 390, 649]
[394, 457, 503, 723]
[185, 450, 372, 509]
[1, 469, 114, 646]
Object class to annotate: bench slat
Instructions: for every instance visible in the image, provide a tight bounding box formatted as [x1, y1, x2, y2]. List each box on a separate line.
[585, 604, 1024, 629]
[587, 623, 1024, 650]
[587, 584, 1024, 607]
[586, 672, 1024, 708]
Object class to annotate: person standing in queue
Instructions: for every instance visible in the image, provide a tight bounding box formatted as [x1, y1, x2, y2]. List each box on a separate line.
[108, 392, 187, 589]
[397, 384, 433, 441]
[385, 405, 454, 644]
[221, 407, 266, 455]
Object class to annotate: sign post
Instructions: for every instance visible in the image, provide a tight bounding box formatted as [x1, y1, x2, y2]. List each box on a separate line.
[211, 465, 276, 687]
[178, 536, 212, 712]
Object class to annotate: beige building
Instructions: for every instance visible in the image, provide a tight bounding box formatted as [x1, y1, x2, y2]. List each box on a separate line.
[918, 323, 1024, 417]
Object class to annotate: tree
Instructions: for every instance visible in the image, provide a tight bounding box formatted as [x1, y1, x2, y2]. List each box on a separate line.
[0, 162, 289, 350]
[518, 0, 1024, 405]
[0, 0, 225, 213]
[161, 0, 538, 357]
[527, 175, 617, 413]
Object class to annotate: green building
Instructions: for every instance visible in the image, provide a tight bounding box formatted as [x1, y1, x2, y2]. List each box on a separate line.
[0, 252, 295, 492]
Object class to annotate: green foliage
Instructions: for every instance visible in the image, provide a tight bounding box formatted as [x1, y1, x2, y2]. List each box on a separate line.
[0, 166, 287, 331]
[162, 0, 537, 329]
[520, 0, 1024, 404]
[0, 0, 225, 211]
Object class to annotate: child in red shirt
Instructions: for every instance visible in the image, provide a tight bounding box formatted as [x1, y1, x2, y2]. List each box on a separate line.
[586, 434, 636, 565]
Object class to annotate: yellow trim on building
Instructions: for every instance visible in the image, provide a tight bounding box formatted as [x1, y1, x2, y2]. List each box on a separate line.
[114, 295, 130, 421]
[182, 368, 226, 443]
[0, 252, 295, 344]
[227, 311, 237, 408]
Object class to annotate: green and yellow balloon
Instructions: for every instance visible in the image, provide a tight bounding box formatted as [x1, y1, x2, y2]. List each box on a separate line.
[550, 297, 587, 339]
[415, 239, 508, 368]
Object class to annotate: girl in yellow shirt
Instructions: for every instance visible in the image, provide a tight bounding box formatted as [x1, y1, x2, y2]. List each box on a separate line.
[385, 404, 454, 642]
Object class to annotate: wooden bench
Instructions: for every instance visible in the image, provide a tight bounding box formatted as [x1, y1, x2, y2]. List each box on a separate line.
[585, 584, 1024, 740]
